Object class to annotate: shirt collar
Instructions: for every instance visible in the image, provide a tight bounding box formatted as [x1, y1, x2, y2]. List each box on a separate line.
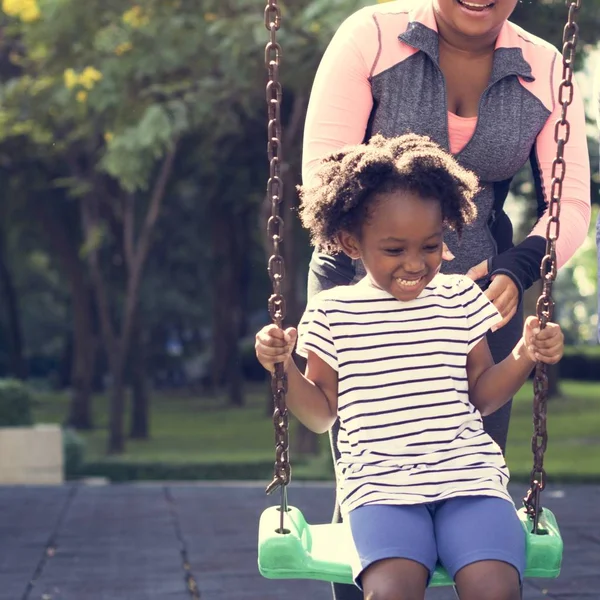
[397, 0, 534, 83]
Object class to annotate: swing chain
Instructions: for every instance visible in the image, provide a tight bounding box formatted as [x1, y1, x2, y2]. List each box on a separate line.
[523, 0, 581, 532]
[264, 0, 291, 499]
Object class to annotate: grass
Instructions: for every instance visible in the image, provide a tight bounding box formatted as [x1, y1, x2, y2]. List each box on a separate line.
[33, 379, 600, 480]
[505, 380, 600, 479]
[34, 382, 277, 465]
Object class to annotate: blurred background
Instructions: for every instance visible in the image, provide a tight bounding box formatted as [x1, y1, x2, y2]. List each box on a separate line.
[0, 0, 598, 485]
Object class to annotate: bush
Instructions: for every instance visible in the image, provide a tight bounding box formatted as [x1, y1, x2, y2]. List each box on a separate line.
[80, 460, 276, 482]
[63, 428, 86, 478]
[240, 337, 269, 382]
[0, 378, 34, 426]
[560, 346, 600, 381]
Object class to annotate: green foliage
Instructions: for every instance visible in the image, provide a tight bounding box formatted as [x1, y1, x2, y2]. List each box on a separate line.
[80, 460, 275, 482]
[554, 205, 599, 344]
[560, 345, 600, 381]
[0, 378, 34, 426]
[63, 426, 86, 477]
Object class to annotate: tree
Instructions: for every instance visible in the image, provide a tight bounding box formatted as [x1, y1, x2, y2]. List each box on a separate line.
[0, 1, 201, 451]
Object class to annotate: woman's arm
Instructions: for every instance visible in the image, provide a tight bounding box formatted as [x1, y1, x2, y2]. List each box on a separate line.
[302, 9, 379, 188]
[489, 53, 591, 295]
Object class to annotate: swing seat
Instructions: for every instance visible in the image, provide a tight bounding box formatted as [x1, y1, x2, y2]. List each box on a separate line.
[258, 505, 562, 586]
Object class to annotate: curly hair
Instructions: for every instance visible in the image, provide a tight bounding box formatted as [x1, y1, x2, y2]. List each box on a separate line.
[298, 133, 479, 254]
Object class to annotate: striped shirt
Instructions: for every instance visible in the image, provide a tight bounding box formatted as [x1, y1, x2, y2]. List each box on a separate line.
[296, 273, 512, 516]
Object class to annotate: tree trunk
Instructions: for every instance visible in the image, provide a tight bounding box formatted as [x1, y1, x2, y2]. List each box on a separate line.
[80, 192, 126, 454]
[0, 227, 27, 379]
[34, 197, 97, 429]
[211, 207, 229, 389]
[66, 287, 96, 429]
[108, 371, 127, 453]
[294, 421, 320, 455]
[210, 203, 245, 406]
[227, 338, 244, 407]
[130, 318, 150, 439]
[77, 144, 177, 454]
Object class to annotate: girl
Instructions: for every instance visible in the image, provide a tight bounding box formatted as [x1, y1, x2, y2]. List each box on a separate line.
[255, 134, 564, 600]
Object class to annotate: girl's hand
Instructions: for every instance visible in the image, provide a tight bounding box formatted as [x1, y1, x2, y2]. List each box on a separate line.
[465, 260, 519, 332]
[255, 324, 298, 373]
[523, 316, 564, 364]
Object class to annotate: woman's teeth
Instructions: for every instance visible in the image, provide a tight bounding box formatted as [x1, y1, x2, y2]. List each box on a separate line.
[458, 0, 494, 8]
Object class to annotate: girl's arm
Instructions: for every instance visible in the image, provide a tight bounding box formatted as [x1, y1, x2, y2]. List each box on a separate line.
[467, 316, 563, 416]
[255, 324, 338, 434]
[286, 351, 338, 434]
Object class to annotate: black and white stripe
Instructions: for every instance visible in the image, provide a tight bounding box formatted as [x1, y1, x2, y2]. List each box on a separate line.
[297, 273, 511, 514]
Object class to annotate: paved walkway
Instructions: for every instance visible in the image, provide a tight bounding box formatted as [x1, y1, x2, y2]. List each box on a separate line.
[0, 482, 597, 599]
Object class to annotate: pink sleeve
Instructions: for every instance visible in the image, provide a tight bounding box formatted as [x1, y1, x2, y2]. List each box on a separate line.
[529, 55, 591, 268]
[302, 10, 380, 188]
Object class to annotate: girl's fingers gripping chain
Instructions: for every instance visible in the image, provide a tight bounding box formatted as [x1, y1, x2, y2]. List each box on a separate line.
[255, 324, 298, 373]
[524, 316, 564, 365]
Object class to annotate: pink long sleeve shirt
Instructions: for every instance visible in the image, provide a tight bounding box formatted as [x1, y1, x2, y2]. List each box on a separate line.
[303, 0, 591, 296]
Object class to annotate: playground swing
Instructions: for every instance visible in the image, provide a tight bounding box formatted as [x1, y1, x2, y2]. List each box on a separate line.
[258, 0, 582, 588]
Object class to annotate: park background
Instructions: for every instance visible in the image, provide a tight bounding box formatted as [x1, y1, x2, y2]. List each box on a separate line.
[0, 0, 598, 486]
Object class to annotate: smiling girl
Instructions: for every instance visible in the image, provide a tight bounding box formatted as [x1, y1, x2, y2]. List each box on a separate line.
[256, 134, 564, 600]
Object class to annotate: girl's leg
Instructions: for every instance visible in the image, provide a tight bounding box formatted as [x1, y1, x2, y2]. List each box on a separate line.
[453, 560, 521, 600]
[435, 496, 525, 600]
[348, 504, 437, 600]
[361, 558, 428, 600]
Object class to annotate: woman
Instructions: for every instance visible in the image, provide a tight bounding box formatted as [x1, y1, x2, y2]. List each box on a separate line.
[301, 0, 590, 598]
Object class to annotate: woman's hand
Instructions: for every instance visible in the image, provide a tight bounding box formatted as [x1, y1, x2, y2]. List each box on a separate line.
[522, 316, 564, 364]
[442, 243, 454, 262]
[255, 324, 298, 373]
[466, 260, 519, 332]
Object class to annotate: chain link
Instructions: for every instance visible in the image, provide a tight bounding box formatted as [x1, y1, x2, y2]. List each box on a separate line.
[523, 0, 581, 533]
[264, 0, 291, 514]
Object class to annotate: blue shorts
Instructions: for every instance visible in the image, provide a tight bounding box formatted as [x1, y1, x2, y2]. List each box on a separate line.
[348, 496, 526, 589]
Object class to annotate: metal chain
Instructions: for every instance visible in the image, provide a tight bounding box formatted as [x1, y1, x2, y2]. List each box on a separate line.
[523, 0, 581, 533]
[264, 0, 291, 525]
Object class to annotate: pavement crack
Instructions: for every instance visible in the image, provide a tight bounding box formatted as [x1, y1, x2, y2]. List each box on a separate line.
[22, 484, 78, 600]
[164, 486, 201, 599]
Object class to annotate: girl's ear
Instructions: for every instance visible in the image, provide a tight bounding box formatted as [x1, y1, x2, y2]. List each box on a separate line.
[337, 230, 361, 260]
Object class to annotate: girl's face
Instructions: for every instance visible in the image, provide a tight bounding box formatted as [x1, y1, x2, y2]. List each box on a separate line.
[339, 190, 444, 302]
[433, 0, 519, 43]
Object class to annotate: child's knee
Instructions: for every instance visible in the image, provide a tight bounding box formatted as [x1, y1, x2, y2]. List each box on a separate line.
[364, 586, 424, 600]
[455, 560, 521, 600]
[458, 582, 520, 600]
[361, 558, 427, 600]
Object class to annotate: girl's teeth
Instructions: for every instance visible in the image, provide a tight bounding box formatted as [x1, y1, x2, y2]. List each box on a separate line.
[397, 278, 420, 287]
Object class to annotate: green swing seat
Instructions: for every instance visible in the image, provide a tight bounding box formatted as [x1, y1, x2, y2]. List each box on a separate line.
[258, 504, 563, 586]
